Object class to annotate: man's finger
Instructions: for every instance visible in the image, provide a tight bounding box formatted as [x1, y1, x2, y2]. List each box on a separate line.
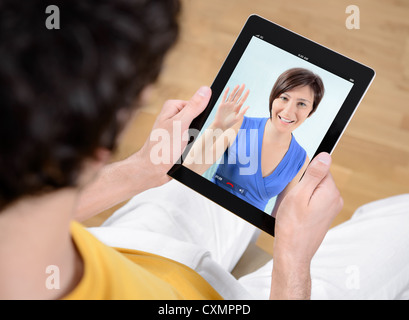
[298, 152, 332, 196]
[160, 99, 186, 119]
[181, 86, 212, 122]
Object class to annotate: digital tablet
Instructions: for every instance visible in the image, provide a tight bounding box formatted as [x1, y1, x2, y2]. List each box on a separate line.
[168, 15, 375, 236]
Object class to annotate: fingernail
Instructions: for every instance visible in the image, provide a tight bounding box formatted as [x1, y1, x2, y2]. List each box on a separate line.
[316, 153, 331, 165]
[197, 86, 211, 97]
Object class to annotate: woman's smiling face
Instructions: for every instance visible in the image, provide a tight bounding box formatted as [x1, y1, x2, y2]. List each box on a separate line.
[270, 85, 314, 133]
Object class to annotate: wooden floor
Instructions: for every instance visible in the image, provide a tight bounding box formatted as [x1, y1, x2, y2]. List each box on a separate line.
[83, 0, 409, 257]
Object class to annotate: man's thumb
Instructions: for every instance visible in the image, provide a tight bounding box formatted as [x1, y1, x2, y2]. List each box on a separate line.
[299, 152, 332, 193]
[181, 86, 212, 122]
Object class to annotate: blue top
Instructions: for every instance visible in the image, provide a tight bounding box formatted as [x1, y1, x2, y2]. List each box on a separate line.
[212, 116, 307, 212]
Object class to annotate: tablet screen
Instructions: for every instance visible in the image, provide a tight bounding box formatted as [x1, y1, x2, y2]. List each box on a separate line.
[190, 35, 354, 213]
[169, 15, 374, 236]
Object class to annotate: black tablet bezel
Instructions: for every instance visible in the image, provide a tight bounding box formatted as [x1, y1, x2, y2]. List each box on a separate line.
[168, 15, 375, 237]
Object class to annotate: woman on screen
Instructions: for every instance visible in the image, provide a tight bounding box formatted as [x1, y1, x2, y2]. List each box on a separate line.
[184, 68, 325, 214]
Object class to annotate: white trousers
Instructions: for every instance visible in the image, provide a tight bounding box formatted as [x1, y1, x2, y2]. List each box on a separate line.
[88, 180, 409, 300]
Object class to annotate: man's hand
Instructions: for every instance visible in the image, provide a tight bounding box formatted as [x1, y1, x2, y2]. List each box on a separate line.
[74, 87, 211, 221]
[270, 152, 343, 299]
[131, 86, 212, 188]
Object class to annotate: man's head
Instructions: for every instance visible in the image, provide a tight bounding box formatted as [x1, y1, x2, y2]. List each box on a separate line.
[0, 0, 180, 211]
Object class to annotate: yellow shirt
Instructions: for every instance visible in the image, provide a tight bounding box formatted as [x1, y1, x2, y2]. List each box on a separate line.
[63, 221, 222, 300]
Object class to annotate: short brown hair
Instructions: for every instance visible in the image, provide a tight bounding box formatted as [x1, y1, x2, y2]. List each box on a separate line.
[269, 68, 325, 118]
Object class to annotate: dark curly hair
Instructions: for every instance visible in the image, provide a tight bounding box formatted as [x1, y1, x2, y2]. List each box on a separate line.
[0, 0, 180, 210]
